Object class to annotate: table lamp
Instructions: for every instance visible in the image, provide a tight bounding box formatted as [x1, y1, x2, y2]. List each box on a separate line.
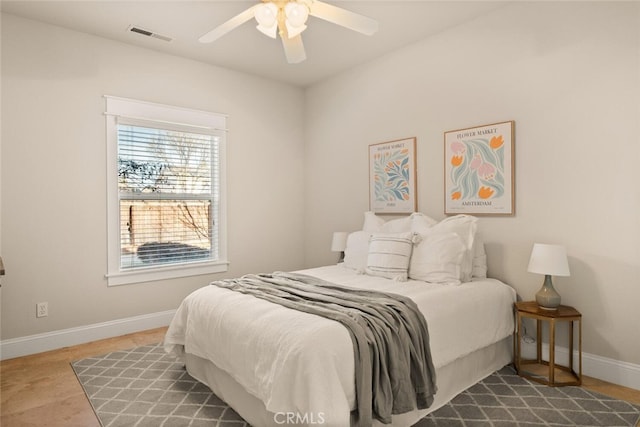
[527, 243, 570, 310]
[331, 232, 348, 262]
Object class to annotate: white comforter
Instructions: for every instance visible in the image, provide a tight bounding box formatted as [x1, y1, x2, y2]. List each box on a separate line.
[164, 265, 516, 426]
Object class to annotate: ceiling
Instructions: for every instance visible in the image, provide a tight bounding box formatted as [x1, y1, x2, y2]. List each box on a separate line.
[1, 1, 507, 87]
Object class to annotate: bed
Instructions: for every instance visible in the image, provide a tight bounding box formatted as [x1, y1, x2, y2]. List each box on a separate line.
[164, 213, 517, 426]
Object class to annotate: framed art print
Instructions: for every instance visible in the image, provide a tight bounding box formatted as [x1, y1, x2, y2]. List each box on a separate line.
[444, 121, 515, 215]
[369, 137, 417, 214]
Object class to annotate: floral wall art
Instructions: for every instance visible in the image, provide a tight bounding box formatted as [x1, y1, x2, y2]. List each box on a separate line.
[369, 137, 417, 214]
[444, 121, 515, 215]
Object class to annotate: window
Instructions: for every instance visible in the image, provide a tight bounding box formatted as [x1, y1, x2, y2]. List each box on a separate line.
[105, 96, 227, 285]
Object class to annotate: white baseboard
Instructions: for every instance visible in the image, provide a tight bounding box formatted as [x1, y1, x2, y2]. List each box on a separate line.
[0, 309, 176, 361]
[521, 340, 640, 391]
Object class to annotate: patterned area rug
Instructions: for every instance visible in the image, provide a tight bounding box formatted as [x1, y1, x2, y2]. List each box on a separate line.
[72, 343, 640, 427]
[72, 343, 247, 427]
[417, 369, 640, 427]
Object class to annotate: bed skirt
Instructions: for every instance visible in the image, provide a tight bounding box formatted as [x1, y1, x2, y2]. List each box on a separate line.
[184, 335, 513, 427]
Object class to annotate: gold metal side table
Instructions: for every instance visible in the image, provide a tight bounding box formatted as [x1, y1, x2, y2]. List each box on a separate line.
[514, 301, 582, 386]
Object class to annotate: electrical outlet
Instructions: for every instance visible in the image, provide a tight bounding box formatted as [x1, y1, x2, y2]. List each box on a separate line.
[36, 302, 48, 318]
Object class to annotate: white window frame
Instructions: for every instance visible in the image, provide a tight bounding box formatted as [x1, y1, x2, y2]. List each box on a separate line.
[105, 96, 228, 286]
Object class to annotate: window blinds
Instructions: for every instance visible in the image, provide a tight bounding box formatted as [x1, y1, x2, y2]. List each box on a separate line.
[117, 123, 220, 269]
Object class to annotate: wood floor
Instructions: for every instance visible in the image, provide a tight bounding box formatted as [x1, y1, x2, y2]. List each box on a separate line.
[1, 327, 166, 427]
[1, 327, 639, 426]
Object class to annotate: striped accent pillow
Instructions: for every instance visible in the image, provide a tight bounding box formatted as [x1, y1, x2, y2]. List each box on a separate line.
[365, 232, 415, 281]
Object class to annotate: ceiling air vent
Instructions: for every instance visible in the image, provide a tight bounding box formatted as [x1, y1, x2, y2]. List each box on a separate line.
[127, 25, 173, 42]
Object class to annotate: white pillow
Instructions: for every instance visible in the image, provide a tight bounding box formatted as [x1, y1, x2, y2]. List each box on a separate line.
[365, 232, 415, 281]
[410, 212, 438, 229]
[471, 234, 488, 279]
[343, 231, 372, 271]
[412, 214, 478, 282]
[409, 230, 467, 285]
[362, 211, 412, 233]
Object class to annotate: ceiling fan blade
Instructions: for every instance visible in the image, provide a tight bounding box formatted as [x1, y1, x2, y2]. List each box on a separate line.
[199, 4, 259, 43]
[282, 34, 306, 64]
[309, 1, 378, 36]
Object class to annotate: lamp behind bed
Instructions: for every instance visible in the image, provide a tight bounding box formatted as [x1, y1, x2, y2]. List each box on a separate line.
[331, 232, 348, 262]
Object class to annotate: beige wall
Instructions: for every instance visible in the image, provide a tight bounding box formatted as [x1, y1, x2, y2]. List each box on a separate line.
[2, 1, 639, 375]
[304, 2, 640, 366]
[0, 14, 306, 339]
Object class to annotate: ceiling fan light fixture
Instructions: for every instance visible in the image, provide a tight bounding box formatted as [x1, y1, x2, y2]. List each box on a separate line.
[199, 0, 379, 63]
[255, 2, 279, 38]
[285, 2, 309, 27]
[283, 2, 309, 38]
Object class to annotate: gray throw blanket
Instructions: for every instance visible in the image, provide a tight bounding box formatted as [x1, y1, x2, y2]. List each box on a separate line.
[209, 272, 437, 426]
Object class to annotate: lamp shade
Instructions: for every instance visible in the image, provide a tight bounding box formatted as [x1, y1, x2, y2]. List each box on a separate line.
[255, 2, 278, 38]
[331, 232, 349, 252]
[527, 243, 570, 277]
[284, 2, 309, 38]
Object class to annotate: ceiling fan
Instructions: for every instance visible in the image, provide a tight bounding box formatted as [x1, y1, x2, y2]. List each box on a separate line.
[198, 0, 379, 64]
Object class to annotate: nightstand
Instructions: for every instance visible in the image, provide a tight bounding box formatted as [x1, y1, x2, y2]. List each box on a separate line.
[514, 301, 582, 386]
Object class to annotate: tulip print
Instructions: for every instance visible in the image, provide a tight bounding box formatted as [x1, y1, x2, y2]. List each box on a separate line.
[477, 162, 496, 180]
[445, 122, 512, 214]
[447, 135, 506, 202]
[451, 141, 465, 155]
[478, 186, 495, 199]
[490, 135, 504, 149]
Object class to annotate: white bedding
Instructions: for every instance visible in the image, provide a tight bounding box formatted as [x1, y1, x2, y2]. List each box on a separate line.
[164, 265, 516, 426]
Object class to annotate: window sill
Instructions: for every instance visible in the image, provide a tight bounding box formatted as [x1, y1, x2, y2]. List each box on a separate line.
[106, 260, 229, 286]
